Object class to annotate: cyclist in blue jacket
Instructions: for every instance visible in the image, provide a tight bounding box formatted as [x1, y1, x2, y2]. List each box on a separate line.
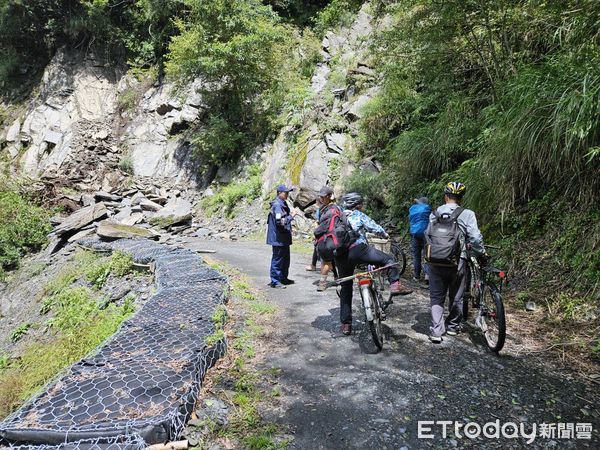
[408, 197, 431, 282]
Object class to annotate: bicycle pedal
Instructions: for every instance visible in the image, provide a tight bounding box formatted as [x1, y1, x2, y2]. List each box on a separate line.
[382, 300, 393, 311]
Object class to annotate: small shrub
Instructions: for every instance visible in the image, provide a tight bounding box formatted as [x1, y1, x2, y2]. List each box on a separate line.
[10, 323, 32, 343]
[202, 165, 262, 218]
[117, 88, 139, 112]
[313, 0, 363, 35]
[109, 251, 134, 277]
[0, 188, 51, 277]
[118, 156, 134, 174]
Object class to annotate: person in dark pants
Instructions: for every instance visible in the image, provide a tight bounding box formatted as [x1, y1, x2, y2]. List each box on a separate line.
[266, 185, 298, 288]
[408, 196, 431, 282]
[334, 193, 413, 335]
[426, 182, 486, 343]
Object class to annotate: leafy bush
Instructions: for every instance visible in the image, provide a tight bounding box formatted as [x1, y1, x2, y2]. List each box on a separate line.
[202, 165, 262, 218]
[313, 0, 363, 35]
[85, 250, 134, 290]
[0, 188, 51, 277]
[118, 155, 134, 174]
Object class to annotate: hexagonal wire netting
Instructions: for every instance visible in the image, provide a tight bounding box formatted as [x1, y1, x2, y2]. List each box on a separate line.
[0, 239, 228, 449]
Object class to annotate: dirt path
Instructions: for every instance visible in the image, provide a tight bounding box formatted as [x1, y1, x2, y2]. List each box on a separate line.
[184, 238, 599, 449]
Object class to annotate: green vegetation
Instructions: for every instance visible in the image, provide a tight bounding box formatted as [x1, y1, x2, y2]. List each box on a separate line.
[84, 250, 135, 290]
[0, 183, 51, 278]
[199, 258, 287, 448]
[10, 322, 33, 343]
[202, 164, 263, 218]
[0, 249, 136, 418]
[341, 0, 599, 361]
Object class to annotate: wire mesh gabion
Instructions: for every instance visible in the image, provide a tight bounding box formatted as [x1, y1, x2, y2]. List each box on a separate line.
[0, 239, 228, 449]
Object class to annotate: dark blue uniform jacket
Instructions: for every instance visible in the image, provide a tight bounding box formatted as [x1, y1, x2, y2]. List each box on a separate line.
[267, 197, 293, 246]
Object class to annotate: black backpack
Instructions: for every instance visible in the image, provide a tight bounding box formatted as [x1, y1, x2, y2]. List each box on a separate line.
[314, 205, 357, 260]
[424, 207, 465, 267]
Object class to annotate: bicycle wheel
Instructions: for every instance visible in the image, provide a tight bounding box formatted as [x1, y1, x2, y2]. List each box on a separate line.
[390, 243, 407, 276]
[361, 285, 384, 350]
[480, 284, 506, 353]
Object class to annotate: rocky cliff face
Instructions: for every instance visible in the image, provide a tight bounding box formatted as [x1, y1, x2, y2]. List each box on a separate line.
[261, 3, 385, 232]
[0, 3, 384, 233]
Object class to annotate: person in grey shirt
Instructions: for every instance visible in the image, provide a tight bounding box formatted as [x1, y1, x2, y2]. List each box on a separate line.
[427, 182, 486, 343]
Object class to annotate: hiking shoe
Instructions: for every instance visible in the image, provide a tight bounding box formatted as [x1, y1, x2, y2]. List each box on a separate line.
[317, 280, 328, 291]
[341, 323, 352, 335]
[429, 335, 442, 343]
[305, 265, 317, 271]
[281, 279, 295, 285]
[269, 282, 286, 289]
[390, 281, 413, 296]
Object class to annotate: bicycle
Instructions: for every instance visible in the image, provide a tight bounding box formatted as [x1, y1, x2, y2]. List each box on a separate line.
[462, 245, 507, 353]
[327, 262, 400, 350]
[365, 234, 407, 292]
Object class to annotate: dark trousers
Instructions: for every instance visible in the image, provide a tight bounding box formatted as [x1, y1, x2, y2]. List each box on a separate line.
[410, 235, 427, 279]
[311, 245, 319, 267]
[428, 261, 466, 336]
[334, 243, 400, 324]
[270, 245, 290, 285]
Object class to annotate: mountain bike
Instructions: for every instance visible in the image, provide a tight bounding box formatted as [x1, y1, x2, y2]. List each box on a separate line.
[328, 263, 400, 350]
[365, 234, 407, 293]
[356, 264, 388, 350]
[463, 245, 507, 353]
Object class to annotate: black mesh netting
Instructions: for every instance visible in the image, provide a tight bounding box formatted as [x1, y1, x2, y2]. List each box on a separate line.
[0, 239, 228, 449]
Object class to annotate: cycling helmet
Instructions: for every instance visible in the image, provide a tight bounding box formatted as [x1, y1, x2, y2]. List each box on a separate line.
[444, 182, 466, 197]
[342, 192, 364, 209]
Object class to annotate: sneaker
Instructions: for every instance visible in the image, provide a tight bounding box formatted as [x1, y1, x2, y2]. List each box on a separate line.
[281, 279, 295, 285]
[390, 281, 413, 296]
[446, 328, 460, 336]
[269, 282, 286, 289]
[341, 323, 352, 335]
[305, 265, 317, 271]
[429, 335, 442, 343]
[317, 280, 328, 291]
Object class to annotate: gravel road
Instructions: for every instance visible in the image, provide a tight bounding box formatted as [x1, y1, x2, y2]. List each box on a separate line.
[184, 238, 599, 450]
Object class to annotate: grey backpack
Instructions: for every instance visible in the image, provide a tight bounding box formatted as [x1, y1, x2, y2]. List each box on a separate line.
[424, 207, 465, 267]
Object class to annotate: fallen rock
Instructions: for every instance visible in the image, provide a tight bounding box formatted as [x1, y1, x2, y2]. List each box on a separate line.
[67, 227, 96, 243]
[96, 220, 159, 240]
[121, 212, 144, 226]
[139, 199, 163, 212]
[52, 202, 108, 237]
[352, 64, 376, 78]
[325, 133, 347, 154]
[149, 197, 193, 228]
[93, 129, 109, 140]
[525, 301, 537, 312]
[94, 191, 122, 202]
[5, 119, 21, 142]
[130, 192, 146, 206]
[6, 144, 20, 159]
[44, 130, 63, 145]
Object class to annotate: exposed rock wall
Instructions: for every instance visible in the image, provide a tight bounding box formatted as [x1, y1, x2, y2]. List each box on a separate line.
[1, 51, 207, 186]
[262, 3, 385, 232]
[0, 2, 385, 237]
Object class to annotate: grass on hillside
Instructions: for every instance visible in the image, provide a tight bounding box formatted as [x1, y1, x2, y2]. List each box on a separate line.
[0, 250, 137, 418]
[202, 164, 262, 218]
